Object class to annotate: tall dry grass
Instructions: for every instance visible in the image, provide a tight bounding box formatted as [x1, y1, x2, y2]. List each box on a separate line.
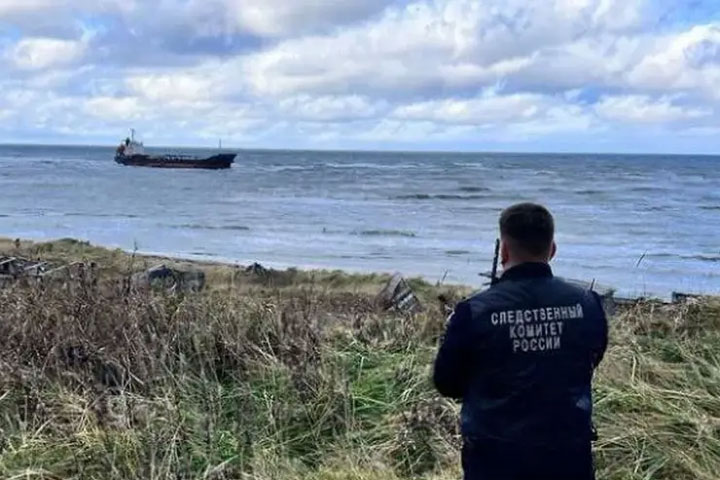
[0, 241, 718, 479]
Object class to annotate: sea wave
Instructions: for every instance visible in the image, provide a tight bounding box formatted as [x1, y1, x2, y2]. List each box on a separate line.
[259, 165, 315, 173]
[445, 250, 471, 256]
[189, 251, 219, 257]
[684, 255, 720, 263]
[325, 162, 419, 170]
[353, 229, 417, 238]
[338, 254, 395, 260]
[64, 213, 139, 218]
[451, 161, 485, 168]
[458, 186, 490, 193]
[171, 224, 251, 231]
[632, 186, 666, 193]
[646, 252, 720, 263]
[394, 193, 489, 201]
[646, 253, 676, 259]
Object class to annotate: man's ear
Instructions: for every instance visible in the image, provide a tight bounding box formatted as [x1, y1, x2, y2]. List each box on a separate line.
[500, 240, 510, 266]
[549, 241, 557, 261]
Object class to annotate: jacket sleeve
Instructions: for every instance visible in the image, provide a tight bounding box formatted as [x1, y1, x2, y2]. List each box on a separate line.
[590, 291, 609, 368]
[433, 301, 473, 399]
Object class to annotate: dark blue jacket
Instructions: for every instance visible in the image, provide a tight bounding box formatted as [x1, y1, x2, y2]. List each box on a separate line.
[434, 262, 608, 447]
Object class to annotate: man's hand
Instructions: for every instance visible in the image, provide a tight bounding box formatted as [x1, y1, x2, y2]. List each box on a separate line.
[433, 301, 473, 400]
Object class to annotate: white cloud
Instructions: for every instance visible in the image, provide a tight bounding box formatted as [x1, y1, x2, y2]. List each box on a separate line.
[126, 72, 217, 103]
[627, 23, 720, 99]
[1, 0, 720, 152]
[393, 90, 548, 124]
[0, 0, 55, 15]
[278, 95, 387, 121]
[0, 0, 92, 17]
[102, 0, 389, 42]
[238, 0, 654, 98]
[6, 37, 86, 70]
[389, 87, 597, 141]
[594, 95, 712, 123]
[229, 0, 388, 37]
[83, 96, 145, 120]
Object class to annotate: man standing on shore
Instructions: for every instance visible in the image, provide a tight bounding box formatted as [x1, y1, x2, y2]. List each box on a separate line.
[434, 203, 608, 480]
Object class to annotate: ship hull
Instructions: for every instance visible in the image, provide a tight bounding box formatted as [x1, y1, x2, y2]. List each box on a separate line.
[115, 153, 235, 169]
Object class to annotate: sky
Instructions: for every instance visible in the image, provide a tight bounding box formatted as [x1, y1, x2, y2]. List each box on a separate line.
[0, 0, 719, 153]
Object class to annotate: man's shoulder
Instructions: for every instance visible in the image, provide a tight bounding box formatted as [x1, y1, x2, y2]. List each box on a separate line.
[464, 276, 598, 310]
[548, 276, 596, 297]
[462, 286, 506, 316]
[549, 277, 607, 306]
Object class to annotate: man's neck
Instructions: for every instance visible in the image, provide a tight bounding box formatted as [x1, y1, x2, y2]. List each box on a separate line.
[503, 259, 549, 272]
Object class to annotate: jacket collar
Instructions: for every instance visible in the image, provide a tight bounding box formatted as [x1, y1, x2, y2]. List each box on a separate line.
[499, 262, 553, 282]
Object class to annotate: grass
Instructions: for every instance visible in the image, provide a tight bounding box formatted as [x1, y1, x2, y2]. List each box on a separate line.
[0, 238, 718, 479]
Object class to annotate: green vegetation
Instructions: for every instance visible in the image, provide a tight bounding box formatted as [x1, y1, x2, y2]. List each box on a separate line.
[0, 239, 718, 479]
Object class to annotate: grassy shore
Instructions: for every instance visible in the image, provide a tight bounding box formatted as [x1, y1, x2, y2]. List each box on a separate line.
[1, 238, 719, 479]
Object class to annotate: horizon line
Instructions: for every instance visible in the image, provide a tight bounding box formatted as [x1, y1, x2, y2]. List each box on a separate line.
[0, 141, 718, 158]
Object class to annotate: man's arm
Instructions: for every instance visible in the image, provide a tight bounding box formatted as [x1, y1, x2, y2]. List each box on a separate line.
[433, 301, 473, 400]
[590, 291, 609, 368]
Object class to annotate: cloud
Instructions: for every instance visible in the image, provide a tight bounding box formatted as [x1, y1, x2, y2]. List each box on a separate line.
[126, 72, 218, 103]
[84, 96, 145, 120]
[594, 95, 712, 124]
[118, 0, 388, 39]
[229, 0, 388, 37]
[1, 0, 720, 152]
[277, 95, 388, 122]
[627, 23, 720, 99]
[5, 37, 86, 70]
[0, 0, 57, 16]
[391, 88, 580, 127]
[238, 0, 653, 98]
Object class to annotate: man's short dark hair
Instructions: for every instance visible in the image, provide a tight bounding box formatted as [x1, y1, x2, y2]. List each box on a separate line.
[499, 203, 555, 256]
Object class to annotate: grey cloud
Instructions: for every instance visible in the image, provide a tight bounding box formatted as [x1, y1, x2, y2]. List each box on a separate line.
[1, 0, 720, 152]
[1, 0, 393, 66]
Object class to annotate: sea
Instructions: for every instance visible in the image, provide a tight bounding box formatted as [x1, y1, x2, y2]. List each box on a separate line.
[0, 145, 718, 299]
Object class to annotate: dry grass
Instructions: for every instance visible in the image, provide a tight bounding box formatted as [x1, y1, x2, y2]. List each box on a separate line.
[0, 239, 718, 479]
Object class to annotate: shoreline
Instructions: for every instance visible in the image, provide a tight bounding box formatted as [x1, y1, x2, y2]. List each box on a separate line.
[3, 145, 719, 303]
[0, 235, 471, 288]
[0, 236, 462, 302]
[2, 236, 717, 305]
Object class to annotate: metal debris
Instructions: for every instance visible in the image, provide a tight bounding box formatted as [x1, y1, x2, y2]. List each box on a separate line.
[561, 278, 617, 316]
[377, 273, 422, 315]
[1, 256, 51, 288]
[132, 264, 206, 293]
[671, 292, 702, 304]
[0, 256, 97, 290]
[245, 262, 269, 276]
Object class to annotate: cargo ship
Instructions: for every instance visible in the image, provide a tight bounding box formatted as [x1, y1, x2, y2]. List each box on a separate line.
[115, 130, 235, 169]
